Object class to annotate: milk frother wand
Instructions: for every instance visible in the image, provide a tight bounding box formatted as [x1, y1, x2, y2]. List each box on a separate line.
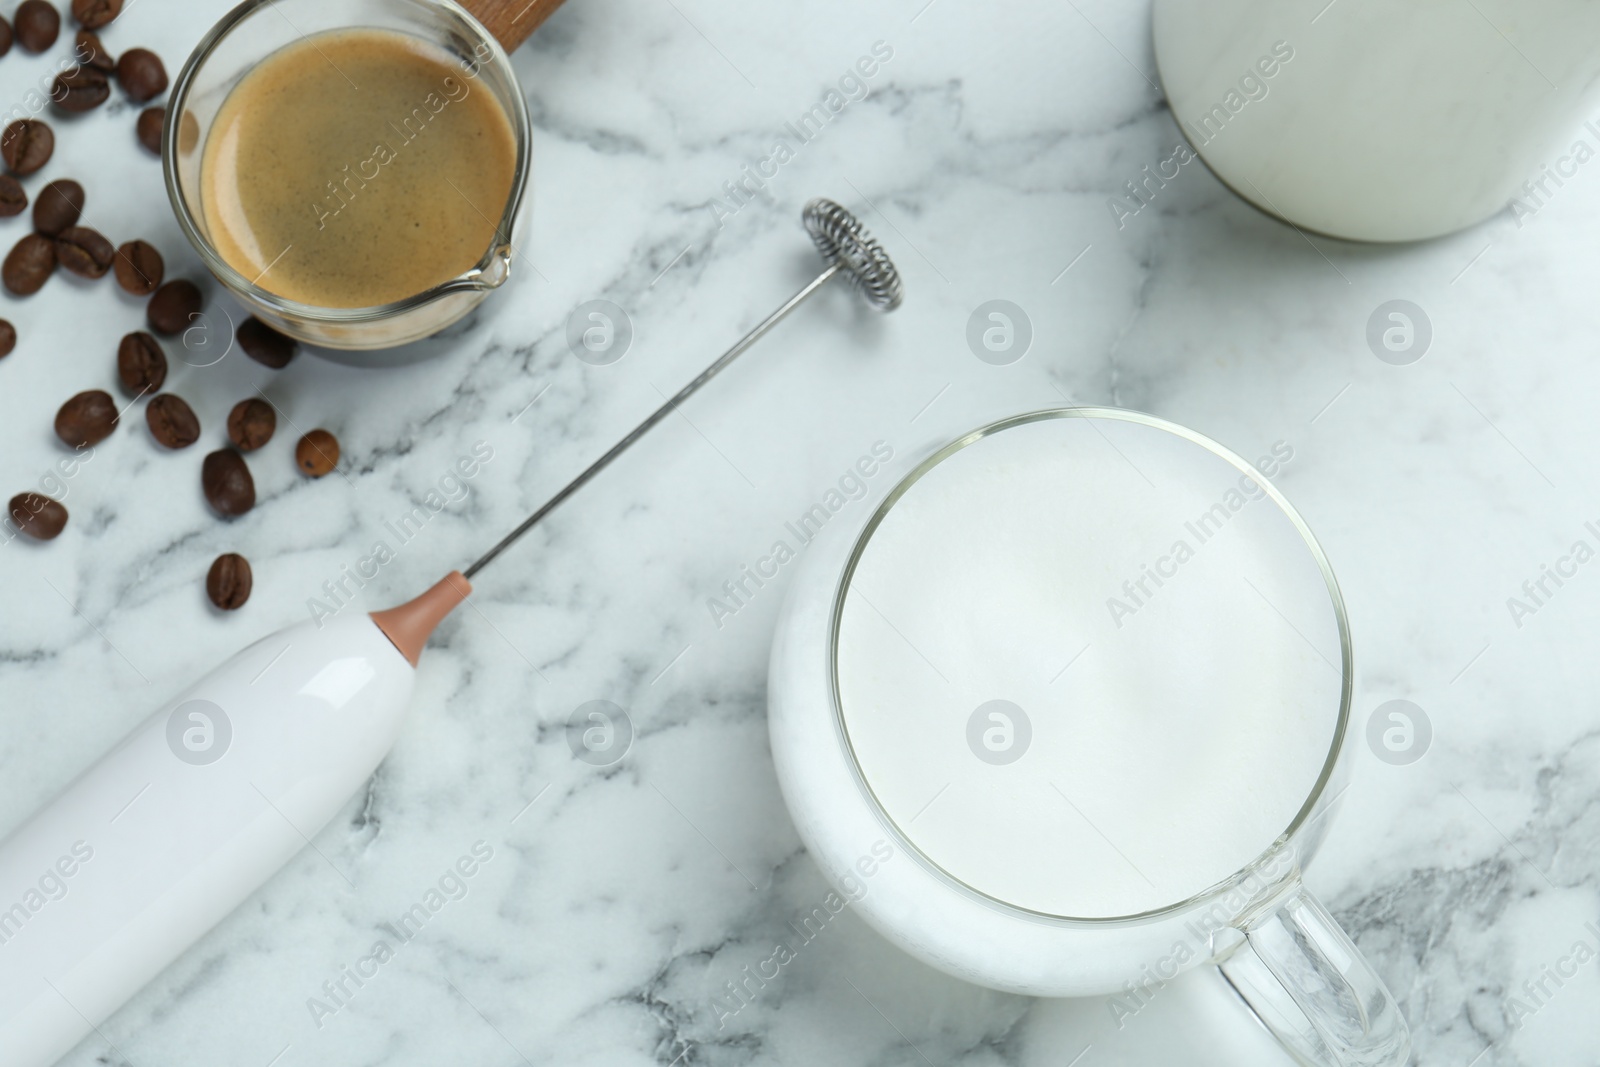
[0, 199, 902, 1067]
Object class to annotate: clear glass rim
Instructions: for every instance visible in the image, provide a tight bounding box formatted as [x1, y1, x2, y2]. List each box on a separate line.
[161, 0, 533, 324]
[826, 406, 1354, 926]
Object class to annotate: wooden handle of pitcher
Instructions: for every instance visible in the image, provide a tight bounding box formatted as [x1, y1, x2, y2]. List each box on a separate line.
[461, 0, 568, 51]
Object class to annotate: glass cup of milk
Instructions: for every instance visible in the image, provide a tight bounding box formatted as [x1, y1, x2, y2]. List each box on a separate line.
[1152, 0, 1600, 240]
[768, 409, 1411, 1067]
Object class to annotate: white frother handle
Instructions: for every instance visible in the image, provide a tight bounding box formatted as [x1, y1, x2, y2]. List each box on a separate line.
[0, 614, 416, 1067]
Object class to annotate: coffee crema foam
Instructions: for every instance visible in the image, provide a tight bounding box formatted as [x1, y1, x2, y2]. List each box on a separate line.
[199, 29, 517, 309]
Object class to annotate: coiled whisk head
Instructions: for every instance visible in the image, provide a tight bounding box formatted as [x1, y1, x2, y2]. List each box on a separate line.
[803, 198, 904, 312]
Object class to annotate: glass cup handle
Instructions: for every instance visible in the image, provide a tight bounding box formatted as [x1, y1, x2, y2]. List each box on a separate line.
[1214, 880, 1412, 1067]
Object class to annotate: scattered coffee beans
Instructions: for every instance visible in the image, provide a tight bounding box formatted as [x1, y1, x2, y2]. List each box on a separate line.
[54, 65, 110, 112]
[75, 28, 112, 70]
[4, 233, 56, 295]
[237, 317, 297, 369]
[206, 552, 252, 610]
[202, 449, 255, 516]
[0, 27, 276, 595]
[296, 429, 340, 477]
[135, 106, 162, 154]
[8, 492, 68, 540]
[55, 388, 117, 447]
[113, 239, 162, 295]
[117, 331, 166, 393]
[14, 0, 59, 53]
[70, 0, 119, 30]
[55, 225, 114, 278]
[32, 178, 83, 236]
[115, 48, 165, 103]
[227, 398, 275, 452]
[146, 393, 199, 449]
[0, 175, 25, 217]
[1, 119, 53, 175]
[147, 278, 200, 334]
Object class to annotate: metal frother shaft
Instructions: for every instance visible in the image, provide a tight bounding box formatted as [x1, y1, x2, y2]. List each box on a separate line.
[462, 197, 904, 580]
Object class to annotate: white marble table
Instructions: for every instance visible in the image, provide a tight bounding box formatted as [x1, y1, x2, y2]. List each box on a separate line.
[1, 0, 1597, 1064]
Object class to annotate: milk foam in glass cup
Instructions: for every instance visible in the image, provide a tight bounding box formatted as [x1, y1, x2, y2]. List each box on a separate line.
[1152, 0, 1600, 241]
[164, 0, 532, 351]
[768, 409, 1412, 1067]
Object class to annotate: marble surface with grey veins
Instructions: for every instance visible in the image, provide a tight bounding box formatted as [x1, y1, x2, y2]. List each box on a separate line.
[1, 0, 1599, 1065]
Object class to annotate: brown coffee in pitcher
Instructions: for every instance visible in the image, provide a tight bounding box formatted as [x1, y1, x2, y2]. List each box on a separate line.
[199, 29, 518, 309]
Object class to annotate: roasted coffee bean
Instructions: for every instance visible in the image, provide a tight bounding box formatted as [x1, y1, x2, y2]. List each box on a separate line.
[0, 175, 25, 217]
[206, 552, 252, 610]
[237, 317, 297, 369]
[115, 48, 165, 103]
[53, 64, 109, 112]
[8, 492, 67, 540]
[0, 319, 14, 359]
[1, 119, 53, 175]
[0, 15, 12, 57]
[146, 393, 200, 449]
[14, 1, 59, 53]
[74, 28, 112, 70]
[55, 388, 117, 447]
[202, 449, 255, 517]
[32, 178, 83, 236]
[4, 234, 56, 295]
[116, 331, 166, 393]
[227, 398, 275, 452]
[70, 0, 119, 30]
[135, 106, 162, 154]
[113, 239, 162, 295]
[55, 225, 114, 278]
[295, 429, 340, 478]
[147, 279, 200, 335]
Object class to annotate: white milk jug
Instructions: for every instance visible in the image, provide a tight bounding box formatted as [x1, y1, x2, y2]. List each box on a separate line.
[1152, 0, 1600, 240]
